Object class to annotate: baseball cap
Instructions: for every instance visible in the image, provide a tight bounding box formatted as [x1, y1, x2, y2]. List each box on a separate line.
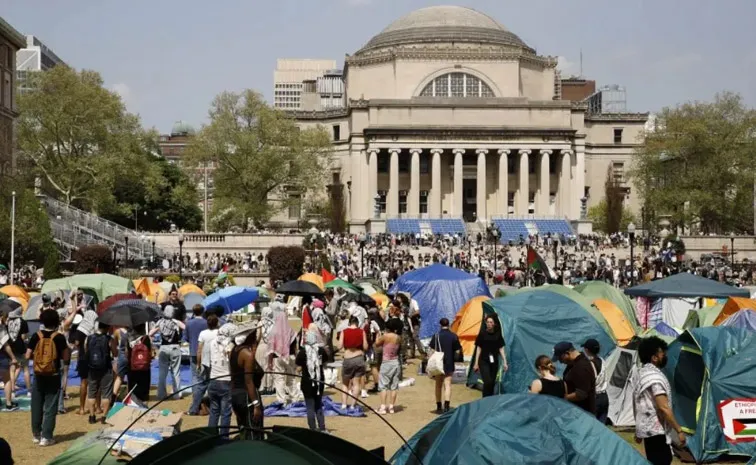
[552, 341, 575, 361]
[582, 338, 601, 354]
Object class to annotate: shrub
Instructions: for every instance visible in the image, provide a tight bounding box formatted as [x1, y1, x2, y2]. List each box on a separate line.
[73, 244, 116, 274]
[164, 275, 181, 284]
[268, 246, 305, 284]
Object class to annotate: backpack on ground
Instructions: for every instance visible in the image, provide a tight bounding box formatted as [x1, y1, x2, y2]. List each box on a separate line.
[130, 336, 150, 371]
[87, 333, 111, 371]
[33, 331, 59, 375]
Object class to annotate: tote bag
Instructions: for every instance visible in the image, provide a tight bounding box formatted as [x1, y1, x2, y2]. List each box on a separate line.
[427, 333, 446, 377]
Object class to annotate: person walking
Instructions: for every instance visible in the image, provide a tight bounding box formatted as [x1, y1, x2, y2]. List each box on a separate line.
[185, 305, 208, 415]
[207, 323, 234, 437]
[125, 325, 152, 402]
[335, 316, 368, 411]
[582, 338, 609, 424]
[633, 336, 686, 465]
[529, 355, 567, 398]
[428, 318, 462, 413]
[26, 310, 70, 446]
[375, 325, 401, 414]
[84, 322, 118, 424]
[295, 324, 329, 431]
[6, 307, 30, 398]
[473, 315, 508, 397]
[150, 305, 186, 400]
[553, 341, 597, 415]
[229, 320, 265, 440]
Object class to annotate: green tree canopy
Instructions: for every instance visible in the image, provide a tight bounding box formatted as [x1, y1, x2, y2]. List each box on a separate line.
[185, 90, 332, 230]
[587, 200, 636, 234]
[632, 92, 756, 234]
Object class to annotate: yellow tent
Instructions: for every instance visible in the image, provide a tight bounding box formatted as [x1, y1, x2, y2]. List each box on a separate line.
[370, 292, 390, 310]
[144, 282, 167, 304]
[593, 299, 636, 346]
[0, 285, 30, 302]
[132, 278, 151, 297]
[713, 297, 756, 326]
[451, 296, 491, 357]
[179, 283, 206, 297]
[298, 273, 325, 292]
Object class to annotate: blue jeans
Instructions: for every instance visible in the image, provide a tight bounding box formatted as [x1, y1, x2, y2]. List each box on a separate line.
[189, 356, 209, 415]
[157, 345, 182, 401]
[208, 380, 232, 437]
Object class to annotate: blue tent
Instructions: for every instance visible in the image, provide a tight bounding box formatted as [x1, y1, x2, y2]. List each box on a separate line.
[472, 292, 616, 394]
[665, 327, 756, 463]
[389, 264, 490, 338]
[721, 310, 756, 330]
[624, 272, 750, 298]
[390, 394, 649, 465]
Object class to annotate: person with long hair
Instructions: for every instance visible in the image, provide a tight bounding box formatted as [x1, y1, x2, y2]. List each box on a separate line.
[529, 355, 567, 398]
[473, 315, 508, 397]
[229, 320, 265, 440]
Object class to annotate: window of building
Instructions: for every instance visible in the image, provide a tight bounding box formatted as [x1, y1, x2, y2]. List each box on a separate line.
[419, 73, 495, 98]
[419, 153, 430, 174]
[288, 193, 302, 219]
[614, 128, 623, 144]
[399, 190, 408, 214]
[377, 153, 389, 173]
[419, 190, 429, 214]
[332, 172, 340, 184]
[377, 190, 387, 213]
[332, 124, 340, 141]
[2, 71, 11, 110]
[507, 192, 515, 211]
[398, 153, 409, 173]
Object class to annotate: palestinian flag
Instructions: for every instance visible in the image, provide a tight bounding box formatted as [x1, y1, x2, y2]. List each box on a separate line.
[527, 245, 556, 281]
[733, 418, 756, 436]
[321, 268, 337, 284]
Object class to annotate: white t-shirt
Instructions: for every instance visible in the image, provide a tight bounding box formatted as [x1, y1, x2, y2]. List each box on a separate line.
[209, 338, 231, 380]
[198, 329, 217, 368]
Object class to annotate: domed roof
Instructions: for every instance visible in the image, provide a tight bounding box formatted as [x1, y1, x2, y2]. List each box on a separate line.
[357, 6, 532, 54]
[171, 120, 195, 136]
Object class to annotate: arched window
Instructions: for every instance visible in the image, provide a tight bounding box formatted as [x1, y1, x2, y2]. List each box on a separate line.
[419, 72, 495, 98]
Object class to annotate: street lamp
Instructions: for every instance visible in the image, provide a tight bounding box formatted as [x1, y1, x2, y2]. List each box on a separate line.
[730, 232, 736, 267]
[359, 233, 366, 278]
[151, 238, 156, 268]
[124, 236, 129, 264]
[10, 191, 15, 285]
[178, 233, 185, 279]
[112, 244, 118, 272]
[628, 223, 636, 285]
[491, 227, 500, 276]
[553, 239, 559, 271]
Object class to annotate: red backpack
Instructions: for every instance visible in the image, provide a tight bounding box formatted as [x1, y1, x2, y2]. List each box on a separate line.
[130, 337, 150, 371]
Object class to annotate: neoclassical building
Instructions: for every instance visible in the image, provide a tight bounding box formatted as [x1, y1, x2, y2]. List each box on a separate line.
[289, 6, 648, 234]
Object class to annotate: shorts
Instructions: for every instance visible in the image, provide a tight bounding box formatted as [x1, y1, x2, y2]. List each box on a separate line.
[87, 370, 114, 399]
[341, 356, 366, 381]
[116, 355, 129, 379]
[12, 353, 28, 370]
[378, 360, 400, 391]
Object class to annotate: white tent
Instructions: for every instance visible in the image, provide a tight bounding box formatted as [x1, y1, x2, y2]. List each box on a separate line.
[605, 341, 641, 427]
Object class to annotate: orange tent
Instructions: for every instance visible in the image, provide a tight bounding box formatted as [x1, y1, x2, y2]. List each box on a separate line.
[144, 282, 167, 304]
[451, 296, 491, 357]
[593, 299, 636, 346]
[713, 297, 756, 326]
[179, 283, 206, 297]
[298, 273, 325, 292]
[132, 278, 151, 297]
[0, 285, 30, 302]
[370, 292, 389, 310]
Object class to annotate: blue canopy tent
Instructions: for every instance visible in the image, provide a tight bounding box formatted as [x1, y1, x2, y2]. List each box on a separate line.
[391, 394, 649, 465]
[624, 273, 750, 299]
[388, 264, 490, 338]
[472, 291, 615, 394]
[665, 327, 756, 463]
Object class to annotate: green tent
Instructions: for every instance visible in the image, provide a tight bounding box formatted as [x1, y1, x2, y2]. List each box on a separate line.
[47, 431, 121, 465]
[325, 279, 361, 294]
[42, 274, 135, 303]
[682, 304, 724, 330]
[574, 281, 641, 333]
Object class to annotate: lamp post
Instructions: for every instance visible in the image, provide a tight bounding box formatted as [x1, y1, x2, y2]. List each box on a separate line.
[730, 232, 736, 267]
[492, 228, 500, 276]
[151, 238, 156, 269]
[124, 236, 129, 265]
[178, 233, 185, 279]
[553, 239, 559, 271]
[628, 222, 636, 285]
[10, 191, 15, 285]
[359, 233, 366, 278]
[112, 245, 118, 272]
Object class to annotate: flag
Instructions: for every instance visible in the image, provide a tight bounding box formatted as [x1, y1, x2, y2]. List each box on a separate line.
[527, 245, 557, 281]
[123, 386, 147, 410]
[321, 268, 336, 284]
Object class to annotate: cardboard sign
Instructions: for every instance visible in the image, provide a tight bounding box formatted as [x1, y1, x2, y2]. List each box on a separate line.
[718, 398, 756, 443]
[106, 405, 182, 437]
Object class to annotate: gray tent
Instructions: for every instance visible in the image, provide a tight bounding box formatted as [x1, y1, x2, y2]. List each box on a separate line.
[624, 273, 749, 299]
[605, 339, 641, 427]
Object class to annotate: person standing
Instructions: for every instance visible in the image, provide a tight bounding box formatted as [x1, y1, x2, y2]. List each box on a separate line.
[229, 320, 265, 440]
[582, 339, 609, 424]
[84, 322, 118, 424]
[633, 336, 686, 465]
[184, 305, 208, 415]
[473, 315, 508, 397]
[529, 355, 567, 398]
[553, 341, 597, 415]
[428, 318, 462, 413]
[150, 305, 186, 400]
[336, 316, 367, 410]
[26, 310, 70, 446]
[125, 326, 152, 402]
[7, 307, 30, 398]
[295, 324, 329, 431]
[207, 323, 234, 437]
[162, 289, 187, 322]
[375, 325, 401, 414]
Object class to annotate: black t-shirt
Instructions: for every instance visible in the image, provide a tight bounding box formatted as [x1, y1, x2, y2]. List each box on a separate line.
[28, 329, 68, 374]
[475, 330, 505, 363]
[564, 353, 597, 414]
[9, 320, 29, 355]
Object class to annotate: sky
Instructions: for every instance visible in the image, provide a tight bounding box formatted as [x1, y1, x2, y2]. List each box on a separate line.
[4, 0, 755, 133]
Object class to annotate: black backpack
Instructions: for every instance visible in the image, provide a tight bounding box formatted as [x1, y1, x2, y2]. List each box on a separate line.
[87, 334, 111, 371]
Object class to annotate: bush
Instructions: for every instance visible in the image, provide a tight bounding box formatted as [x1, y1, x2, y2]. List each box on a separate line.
[164, 275, 181, 284]
[268, 246, 305, 284]
[73, 244, 115, 274]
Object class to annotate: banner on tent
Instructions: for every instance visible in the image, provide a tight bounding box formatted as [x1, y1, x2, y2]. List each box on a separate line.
[719, 398, 756, 443]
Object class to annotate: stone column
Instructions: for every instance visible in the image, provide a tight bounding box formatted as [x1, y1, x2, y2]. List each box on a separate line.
[539, 150, 552, 216]
[559, 150, 572, 217]
[409, 149, 421, 216]
[430, 149, 443, 217]
[574, 147, 586, 220]
[518, 150, 531, 215]
[498, 149, 510, 217]
[476, 149, 488, 221]
[367, 149, 379, 217]
[388, 148, 400, 217]
[453, 149, 464, 217]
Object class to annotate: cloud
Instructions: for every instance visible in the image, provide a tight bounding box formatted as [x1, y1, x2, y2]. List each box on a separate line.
[111, 82, 132, 104]
[557, 56, 578, 76]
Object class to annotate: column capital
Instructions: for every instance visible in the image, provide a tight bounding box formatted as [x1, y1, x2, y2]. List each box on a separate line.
[367, 148, 380, 155]
[430, 148, 444, 155]
[452, 148, 466, 155]
[498, 149, 511, 156]
[388, 148, 401, 155]
[475, 148, 489, 155]
[409, 148, 423, 155]
[562, 150, 573, 156]
[519, 149, 532, 155]
[540, 149, 553, 156]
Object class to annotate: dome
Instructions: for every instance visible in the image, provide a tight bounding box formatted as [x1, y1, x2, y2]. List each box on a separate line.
[171, 120, 195, 136]
[357, 6, 532, 54]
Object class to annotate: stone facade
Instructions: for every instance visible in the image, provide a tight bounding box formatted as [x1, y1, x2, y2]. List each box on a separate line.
[281, 6, 648, 233]
[0, 17, 25, 179]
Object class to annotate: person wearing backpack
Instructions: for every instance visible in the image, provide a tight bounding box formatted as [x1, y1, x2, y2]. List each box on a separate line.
[84, 322, 118, 424]
[126, 325, 152, 402]
[25, 309, 69, 446]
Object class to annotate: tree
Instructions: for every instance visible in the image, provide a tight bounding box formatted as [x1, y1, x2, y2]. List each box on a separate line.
[16, 66, 152, 210]
[73, 244, 115, 274]
[632, 92, 756, 234]
[604, 166, 625, 234]
[587, 200, 636, 234]
[185, 90, 332, 230]
[268, 246, 305, 284]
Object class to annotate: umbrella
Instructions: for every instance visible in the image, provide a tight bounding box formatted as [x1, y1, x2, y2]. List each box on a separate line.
[276, 280, 325, 297]
[97, 293, 138, 316]
[183, 292, 205, 311]
[0, 264, 7, 270]
[24, 295, 44, 320]
[342, 292, 377, 307]
[325, 279, 361, 294]
[98, 299, 160, 327]
[356, 282, 384, 296]
[0, 298, 22, 315]
[202, 286, 260, 315]
[299, 273, 325, 291]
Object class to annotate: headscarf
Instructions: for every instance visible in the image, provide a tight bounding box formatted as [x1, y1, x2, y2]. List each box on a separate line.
[212, 322, 237, 361]
[259, 306, 275, 343]
[157, 305, 179, 342]
[268, 310, 296, 358]
[350, 305, 368, 328]
[7, 307, 22, 342]
[311, 306, 332, 338]
[304, 324, 324, 387]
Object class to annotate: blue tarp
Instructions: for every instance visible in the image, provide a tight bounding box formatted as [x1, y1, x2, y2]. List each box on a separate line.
[624, 272, 750, 298]
[390, 394, 649, 465]
[264, 395, 366, 418]
[473, 292, 616, 394]
[388, 264, 490, 338]
[721, 310, 756, 330]
[653, 321, 680, 337]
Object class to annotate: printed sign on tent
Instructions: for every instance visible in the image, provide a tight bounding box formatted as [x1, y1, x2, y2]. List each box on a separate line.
[718, 398, 756, 443]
